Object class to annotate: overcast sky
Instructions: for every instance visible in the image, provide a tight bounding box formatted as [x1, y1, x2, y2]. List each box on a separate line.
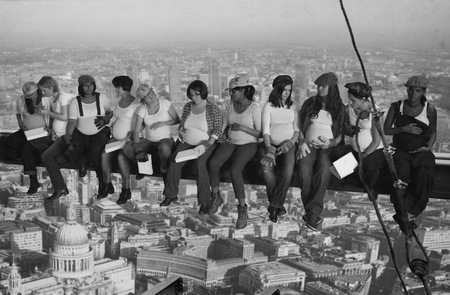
[0, 0, 449, 48]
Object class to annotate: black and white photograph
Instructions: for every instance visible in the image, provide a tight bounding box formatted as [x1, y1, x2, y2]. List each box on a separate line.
[0, 0, 450, 294]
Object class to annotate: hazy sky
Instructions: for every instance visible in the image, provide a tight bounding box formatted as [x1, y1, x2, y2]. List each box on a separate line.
[1, 0, 449, 48]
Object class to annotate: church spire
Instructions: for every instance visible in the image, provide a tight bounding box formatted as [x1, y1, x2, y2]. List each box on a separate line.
[7, 262, 21, 294]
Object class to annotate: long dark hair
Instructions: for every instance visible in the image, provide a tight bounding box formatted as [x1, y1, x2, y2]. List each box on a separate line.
[25, 89, 43, 115]
[268, 80, 293, 109]
[305, 84, 343, 123]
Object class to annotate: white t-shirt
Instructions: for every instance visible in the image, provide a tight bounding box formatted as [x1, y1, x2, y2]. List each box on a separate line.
[227, 102, 261, 145]
[137, 98, 173, 142]
[69, 93, 112, 135]
[51, 91, 73, 137]
[261, 101, 299, 145]
[305, 110, 333, 143]
[184, 111, 209, 146]
[112, 98, 141, 140]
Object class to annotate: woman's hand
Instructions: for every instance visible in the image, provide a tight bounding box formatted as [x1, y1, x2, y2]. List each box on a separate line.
[135, 150, 149, 162]
[296, 142, 311, 160]
[403, 123, 422, 135]
[311, 136, 332, 149]
[261, 146, 276, 167]
[94, 116, 107, 129]
[276, 139, 294, 155]
[150, 121, 165, 130]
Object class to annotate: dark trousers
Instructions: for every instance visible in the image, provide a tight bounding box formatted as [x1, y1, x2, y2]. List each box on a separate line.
[329, 145, 388, 189]
[298, 147, 331, 217]
[41, 137, 72, 190]
[262, 143, 296, 209]
[208, 142, 258, 201]
[4, 129, 26, 160]
[71, 127, 111, 179]
[391, 150, 435, 217]
[163, 141, 216, 205]
[23, 135, 53, 175]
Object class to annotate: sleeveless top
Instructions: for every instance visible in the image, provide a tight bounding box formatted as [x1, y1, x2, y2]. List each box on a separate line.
[393, 100, 430, 151]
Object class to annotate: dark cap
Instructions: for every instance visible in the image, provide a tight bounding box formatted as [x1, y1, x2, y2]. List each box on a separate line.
[404, 75, 428, 88]
[272, 75, 293, 88]
[78, 75, 96, 85]
[345, 82, 372, 98]
[314, 72, 338, 86]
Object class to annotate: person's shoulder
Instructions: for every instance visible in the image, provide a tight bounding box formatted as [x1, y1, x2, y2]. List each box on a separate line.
[159, 97, 171, 106]
[426, 102, 437, 113]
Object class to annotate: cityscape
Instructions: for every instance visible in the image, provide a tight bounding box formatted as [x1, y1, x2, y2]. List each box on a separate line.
[1, 1, 450, 295]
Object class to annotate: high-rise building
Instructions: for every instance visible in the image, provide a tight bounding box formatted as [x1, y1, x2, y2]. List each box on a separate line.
[351, 236, 380, 263]
[209, 60, 221, 98]
[294, 62, 310, 105]
[168, 63, 182, 102]
[126, 64, 139, 93]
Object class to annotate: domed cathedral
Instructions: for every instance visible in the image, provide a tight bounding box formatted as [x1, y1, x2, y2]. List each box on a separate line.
[50, 204, 95, 279]
[3, 204, 134, 295]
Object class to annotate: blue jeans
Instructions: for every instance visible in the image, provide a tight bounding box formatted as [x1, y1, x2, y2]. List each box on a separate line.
[208, 142, 258, 201]
[163, 141, 216, 205]
[298, 147, 331, 216]
[261, 143, 296, 209]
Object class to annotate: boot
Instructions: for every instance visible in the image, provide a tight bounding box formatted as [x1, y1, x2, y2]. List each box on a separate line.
[236, 204, 248, 229]
[208, 191, 223, 215]
[98, 182, 114, 199]
[117, 189, 131, 204]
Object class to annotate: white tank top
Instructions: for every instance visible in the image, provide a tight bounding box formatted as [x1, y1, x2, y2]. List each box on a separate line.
[305, 110, 333, 143]
[400, 100, 429, 126]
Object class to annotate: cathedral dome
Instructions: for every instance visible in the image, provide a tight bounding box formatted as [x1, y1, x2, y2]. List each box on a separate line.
[55, 221, 89, 246]
[54, 203, 89, 246]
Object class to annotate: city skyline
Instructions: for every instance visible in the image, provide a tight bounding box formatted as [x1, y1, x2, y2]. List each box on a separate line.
[1, 0, 450, 48]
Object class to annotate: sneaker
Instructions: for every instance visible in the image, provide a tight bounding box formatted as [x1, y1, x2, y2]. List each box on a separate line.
[198, 203, 209, 214]
[303, 212, 323, 232]
[236, 205, 248, 229]
[117, 189, 131, 205]
[208, 191, 223, 215]
[98, 182, 114, 199]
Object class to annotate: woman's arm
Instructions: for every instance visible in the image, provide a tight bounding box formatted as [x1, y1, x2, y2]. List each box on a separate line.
[422, 104, 437, 151]
[149, 104, 180, 130]
[133, 115, 144, 143]
[42, 104, 69, 121]
[16, 114, 25, 130]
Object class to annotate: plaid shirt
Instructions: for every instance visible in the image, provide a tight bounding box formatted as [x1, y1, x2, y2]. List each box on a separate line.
[179, 101, 223, 139]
